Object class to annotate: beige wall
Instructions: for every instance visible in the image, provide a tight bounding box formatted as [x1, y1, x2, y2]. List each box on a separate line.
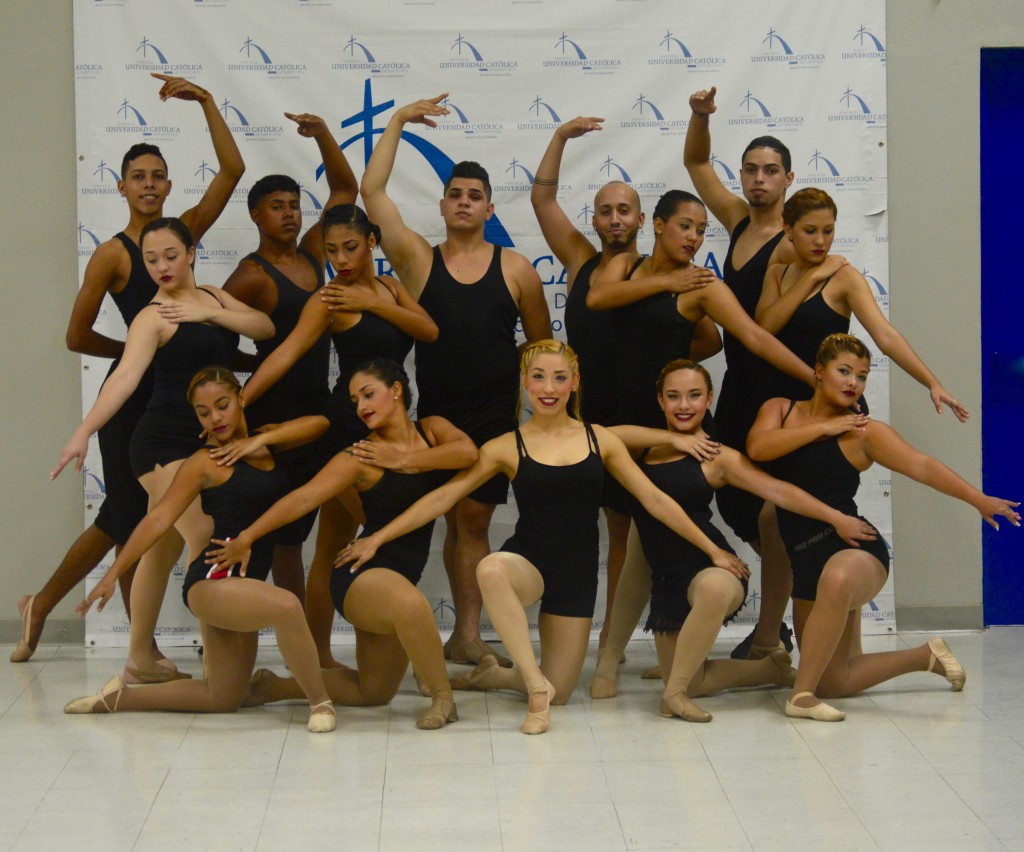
[3, 1, 1020, 640]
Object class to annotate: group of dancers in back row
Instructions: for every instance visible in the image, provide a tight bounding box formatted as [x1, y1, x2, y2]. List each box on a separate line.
[20, 75, 1017, 735]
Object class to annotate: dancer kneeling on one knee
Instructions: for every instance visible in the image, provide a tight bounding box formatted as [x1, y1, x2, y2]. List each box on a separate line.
[747, 333, 1019, 722]
[338, 340, 747, 735]
[208, 360, 476, 730]
[66, 366, 336, 733]
[601, 359, 875, 721]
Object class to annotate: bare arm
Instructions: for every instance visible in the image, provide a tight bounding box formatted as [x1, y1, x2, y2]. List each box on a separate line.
[587, 255, 713, 310]
[862, 421, 1019, 529]
[508, 253, 552, 341]
[683, 87, 749, 231]
[746, 398, 869, 462]
[359, 96, 449, 296]
[208, 415, 330, 467]
[156, 287, 275, 340]
[607, 425, 721, 462]
[843, 267, 969, 421]
[65, 239, 129, 359]
[350, 415, 478, 472]
[530, 117, 603, 282]
[689, 315, 723, 362]
[321, 277, 438, 342]
[152, 74, 245, 243]
[754, 256, 848, 333]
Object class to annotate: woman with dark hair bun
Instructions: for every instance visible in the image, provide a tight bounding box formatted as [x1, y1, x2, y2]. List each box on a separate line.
[241, 204, 439, 668]
[208, 360, 477, 730]
[65, 366, 335, 732]
[52, 217, 274, 684]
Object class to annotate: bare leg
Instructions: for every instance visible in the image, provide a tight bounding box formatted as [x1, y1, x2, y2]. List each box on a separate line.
[592, 522, 650, 698]
[270, 544, 306, 608]
[597, 507, 630, 649]
[305, 497, 358, 667]
[748, 503, 792, 655]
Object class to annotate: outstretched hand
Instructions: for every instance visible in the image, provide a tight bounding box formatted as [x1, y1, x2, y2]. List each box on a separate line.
[51, 430, 90, 479]
[689, 86, 718, 116]
[556, 116, 604, 140]
[976, 496, 1021, 530]
[284, 112, 329, 138]
[395, 94, 450, 128]
[930, 385, 970, 423]
[152, 73, 209, 104]
[76, 573, 118, 617]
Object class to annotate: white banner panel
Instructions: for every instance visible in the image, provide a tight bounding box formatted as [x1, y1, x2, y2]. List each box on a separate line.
[73, 0, 891, 646]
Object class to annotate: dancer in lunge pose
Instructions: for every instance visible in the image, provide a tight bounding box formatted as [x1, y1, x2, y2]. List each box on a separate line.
[747, 334, 1018, 721]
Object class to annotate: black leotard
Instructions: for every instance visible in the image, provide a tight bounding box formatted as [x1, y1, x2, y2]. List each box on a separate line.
[318, 280, 413, 460]
[415, 244, 519, 505]
[632, 451, 745, 633]
[611, 258, 698, 428]
[329, 422, 444, 611]
[714, 218, 786, 542]
[564, 253, 617, 426]
[93, 233, 157, 544]
[766, 401, 890, 601]
[182, 453, 290, 609]
[128, 288, 239, 477]
[500, 424, 605, 618]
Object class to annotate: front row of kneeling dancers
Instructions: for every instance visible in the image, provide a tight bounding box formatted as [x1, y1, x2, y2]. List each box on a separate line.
[65, 335, 1019, 734]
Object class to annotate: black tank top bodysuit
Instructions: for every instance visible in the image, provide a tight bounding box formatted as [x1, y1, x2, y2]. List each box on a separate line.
[322, 280, 413, 448]
[415, 245, 519, 414]
[105, 233, 159, 389]
[247, 250, 330, 403]
[564, 253, 617, 426]
[182, 452, 291, 607]
[762, 269, 848, 403]
[611, 258, 697, 427]
[128, 288, 240, 476]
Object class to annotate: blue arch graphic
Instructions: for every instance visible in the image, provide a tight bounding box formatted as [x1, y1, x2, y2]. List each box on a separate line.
[854, 26, 885, 52]
[710, 154, 736, 181]
[841, 88, 872, 114]
[506, 158, 535, 183]
[660, 31, 692, 57]
[345, 36, 376, 62]
[240, 37, 272, 64]
[78, 224, 102, 247]
[137, 37, 169, 65]
[808, 150, 841, 176]
[451, 34, 483, 61]
[740, 91, 771, 117]
[441, 98, 471, 124]
[93, 160, 120, 182]
[194, 160, 217, 181]
[862, 270, 888, 296]
[555, 33, 587, 59]
[530, 96, 561, 122]
[219, 98, 250, 127]
[762, 28, 794, 55]
[600, 156, 632, 183]
[118, 99, 147, 126]
[633, 94, 665, 121]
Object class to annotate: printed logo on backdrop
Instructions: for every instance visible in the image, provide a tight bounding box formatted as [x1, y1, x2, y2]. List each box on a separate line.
[192, 0, 233, 7]
[331, 35, 410, 78]
[648, 30, 726, 71]
[862, 268, 888, 308]
[751, 28, 825, 69]
[844, 25, 886, 63]
[516, 96, 563, 132]
[83, 467, 106, 504]
[866, 598, 895, 623]
[78, 223, 104, 258]
[795, 150, 874, 191]
[727, 91, 804, 132]
[543, 32, 622, 76]
[76, 62, 104, 80]
[183, 161, 247, 204]
[322, 80, 515, 247]
[81, 160, 122, 197]
[828, 87, 887, 128]
[108, 98, 181, 140]
[575, 202, 598, 239]
[228, 37, 308, 80]
[709, 153, 740, 191]
[438, 34, 518, 77]
[196, 239, 239, 269]
[218, 97, 284, 142]
[588, 156, 667, 201]
[299, 186, 323, 220]
[492, 158, 536, 194]
[433, 97, 503, 140]
[124, 37, 203, 75]
[619, 93, 688, 135]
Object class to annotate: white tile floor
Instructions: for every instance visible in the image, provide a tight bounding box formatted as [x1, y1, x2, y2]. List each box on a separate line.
[3, 629, 1024, 851]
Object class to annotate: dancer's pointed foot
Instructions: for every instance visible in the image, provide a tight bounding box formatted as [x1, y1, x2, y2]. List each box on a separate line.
[450, 654, 512, 691]
[660, 693, 712, 723]
[767, 648, 797, 686]
[307, 700, 336, 733]
[10, 595, 41, 663]
[927, 637, 966, 691]
[521, 680, 556, 735]
[416, 692, 458, 730]
[784, 691, 845, 722]
[64, 675, 126, 714]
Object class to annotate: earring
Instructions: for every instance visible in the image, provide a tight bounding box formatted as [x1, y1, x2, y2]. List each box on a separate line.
[393, 395, 399, 400]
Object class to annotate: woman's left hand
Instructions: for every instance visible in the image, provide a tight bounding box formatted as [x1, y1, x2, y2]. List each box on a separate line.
[670, 433, 721, 462]
[976, 496, 1021, 530]
[335, 536, 379, 572]
[75, 574, 117, 616]
[205, 537, 251, 577]
[711, 548, 750, 580]
[51, 428, 90, 479]
[930, 385, 970, 422]
[157, 301, 217, 325]
[208, 435, 264, 466]
[351, 439, 408, 470]
[321, 282, 380, 313]
[833, 514, 878, 547]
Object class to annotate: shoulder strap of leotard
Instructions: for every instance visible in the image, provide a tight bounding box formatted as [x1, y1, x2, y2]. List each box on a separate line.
[780, 399, 798, 425]
[374, 276, 400, 304]
[197, 285, 226, 307]
[639, 446, 651, 462]
[625, 256, 645, 279]
[584, 421, 600, 455]
[413, 420, 435, 448]
[513, 426, 528, 459]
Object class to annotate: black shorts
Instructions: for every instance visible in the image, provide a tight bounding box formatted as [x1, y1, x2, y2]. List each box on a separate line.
[329, 561, 424, 617]
[182, 546, 273, 612]
[499, 541, 598, 619]
[787, 520, 890, 602]
[419, 389, 516, 506]
[645, 566, 747, 635]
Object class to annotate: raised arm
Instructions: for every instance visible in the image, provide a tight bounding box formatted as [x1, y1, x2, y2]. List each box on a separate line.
[77, 454, 208, 613]
[288, 112, 358, 260]
[65, 239, 130, 359]
[586, 255, 713, 310]
[242, 296, 332, 406]
[754, 256, 848, 334]
[683, 87, 748, 232]
[701, 279, 814, 387]
[842, 267, 969, 421]
[151, 74, 245, 243]
[530, 117, 604, 282]
[597, 426, 748, 578]
[360, 96, 449, 295]
[862, 421, 1019, 529]
[746, 398, 868, 462]
[350, 415, 479, 473]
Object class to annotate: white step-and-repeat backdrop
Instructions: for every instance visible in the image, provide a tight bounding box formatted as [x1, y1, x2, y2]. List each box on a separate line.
[73, 0, 892, 647]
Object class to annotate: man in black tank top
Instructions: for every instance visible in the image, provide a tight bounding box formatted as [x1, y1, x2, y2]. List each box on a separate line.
[360, 95, 552, 666]
[684, 85, 797, 659]
[13, 74, 243, 663]
[222, 113, 356, 604]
